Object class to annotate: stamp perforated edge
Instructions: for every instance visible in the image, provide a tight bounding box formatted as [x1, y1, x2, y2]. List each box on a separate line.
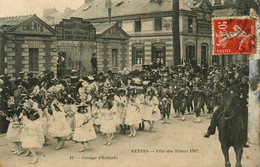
[212, 16, 258, 56]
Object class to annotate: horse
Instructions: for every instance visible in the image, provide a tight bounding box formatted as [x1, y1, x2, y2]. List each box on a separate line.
[217, 104, 245, 167]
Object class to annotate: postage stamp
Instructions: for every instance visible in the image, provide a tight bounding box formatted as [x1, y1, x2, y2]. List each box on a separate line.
[212, 17, 257, 55]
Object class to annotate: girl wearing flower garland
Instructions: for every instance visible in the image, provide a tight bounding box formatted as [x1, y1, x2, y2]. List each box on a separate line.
[21, 102, 44, 164]
[100, 100, 116, 146]
[48, 96, 72, 150]
[143, 87, 160, 132]
[73, 104, 97, 152]
[63, 98, 75, 140]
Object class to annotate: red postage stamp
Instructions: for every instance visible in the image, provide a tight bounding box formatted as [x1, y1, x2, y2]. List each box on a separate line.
[212, 17, 257, 55]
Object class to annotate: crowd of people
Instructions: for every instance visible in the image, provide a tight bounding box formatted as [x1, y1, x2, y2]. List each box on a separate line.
[0, 61, 249, 164]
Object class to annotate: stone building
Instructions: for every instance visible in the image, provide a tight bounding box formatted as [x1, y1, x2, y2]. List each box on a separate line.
[71, 0, 213, 69]
[0, 14, 58, 81]
[55, 17, 130, 75]
[94, 23, 130, 73]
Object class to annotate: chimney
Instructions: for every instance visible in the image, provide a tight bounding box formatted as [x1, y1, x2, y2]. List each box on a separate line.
[105, 0, 112, 23]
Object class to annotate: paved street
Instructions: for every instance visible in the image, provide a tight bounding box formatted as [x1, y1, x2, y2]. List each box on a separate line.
[0, 114, 259, 167]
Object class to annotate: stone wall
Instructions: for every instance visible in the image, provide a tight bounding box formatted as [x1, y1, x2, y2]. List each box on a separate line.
[96, 38, 129, 73]
[4, 34, 57, 81]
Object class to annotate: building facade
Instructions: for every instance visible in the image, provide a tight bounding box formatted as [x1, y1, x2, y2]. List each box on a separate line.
[71, 0, 214, 69]
[94, 23, 130, 73]
[0, 15, 58, 81]
[55, 17, 130, 75]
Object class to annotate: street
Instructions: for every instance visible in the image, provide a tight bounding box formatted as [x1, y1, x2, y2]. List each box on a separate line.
[0, 114, 259, 167]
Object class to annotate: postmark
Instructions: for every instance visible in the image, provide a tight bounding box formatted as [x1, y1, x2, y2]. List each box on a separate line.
[212, 17, 257, 55]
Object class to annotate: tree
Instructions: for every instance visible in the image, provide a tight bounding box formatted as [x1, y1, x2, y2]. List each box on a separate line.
[172, 0, 181, 67]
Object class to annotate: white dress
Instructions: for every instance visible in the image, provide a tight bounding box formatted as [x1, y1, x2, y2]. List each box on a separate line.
[142, 96, 161, 121]
[39, 108, 49, 136]
[136, 94, 146, 119]
[21, 119, 44, 148]
[73, 112, 97, 142]
[114, 95, 127, 122]
[92, 106, 102, 125]
[64, 104, 75, 131]
[125, 102, 142, 125]
[111, 101, 122, 125]
[100, 109, 116, 134]
[48, 102, 72, 137]
[6, 121, 22, 142]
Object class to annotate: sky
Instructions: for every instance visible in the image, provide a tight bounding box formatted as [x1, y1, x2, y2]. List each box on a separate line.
[0, 0, 85, 18]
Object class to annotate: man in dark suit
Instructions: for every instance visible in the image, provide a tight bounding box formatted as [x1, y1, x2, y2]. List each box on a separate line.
[91, 53, 97, 74]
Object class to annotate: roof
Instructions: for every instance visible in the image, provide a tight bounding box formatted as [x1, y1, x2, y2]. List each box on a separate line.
[71, 0, 204, 20]
[94, 23, 116, 34]
[0, 15, 33, 30]
[93, 22, 130, 39]
[0, 14, 56, 34]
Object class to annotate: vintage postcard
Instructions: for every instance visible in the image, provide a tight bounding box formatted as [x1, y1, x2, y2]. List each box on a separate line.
[0, 0, 259, 167]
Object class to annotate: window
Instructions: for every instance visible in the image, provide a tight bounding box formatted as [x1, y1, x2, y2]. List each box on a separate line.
[112, 49, 118, 67]
[136, 51, 144, 64]
[201, 44, 208, 64]
[132, 44, 145, 65]
[29, 48, 39, 71]
[154, 18, 162, 31]
[186, 45, 195, 63]
[135, 20, 141, 32]
[188, 17, 193, 33]
[152, 43, 166, 65]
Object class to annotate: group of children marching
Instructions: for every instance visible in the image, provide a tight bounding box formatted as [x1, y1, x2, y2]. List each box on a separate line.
[4, 82, 171, 164]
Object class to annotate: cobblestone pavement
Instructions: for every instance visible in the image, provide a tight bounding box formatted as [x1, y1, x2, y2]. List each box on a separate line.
[0, 114, 259, 167]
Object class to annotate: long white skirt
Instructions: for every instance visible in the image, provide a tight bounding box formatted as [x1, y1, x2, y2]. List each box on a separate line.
[142, 105, 161, 121]
[73, 123, 97, 142]
[100, 119, 116, 134]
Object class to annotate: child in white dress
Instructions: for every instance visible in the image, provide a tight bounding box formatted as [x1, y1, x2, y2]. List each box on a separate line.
[100, 100, 116, 146]
[6, 112, 23, 155]
[63, 99, 75, 140]
[48, 98, 72, 150]
[92, 98, 103, 133]
[73, 104, 97, 152]
[143, 87, 160, 132]
[125, 97, 142, 137]
[21, 108, 44, 164]
[136, 87, 146, 130]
